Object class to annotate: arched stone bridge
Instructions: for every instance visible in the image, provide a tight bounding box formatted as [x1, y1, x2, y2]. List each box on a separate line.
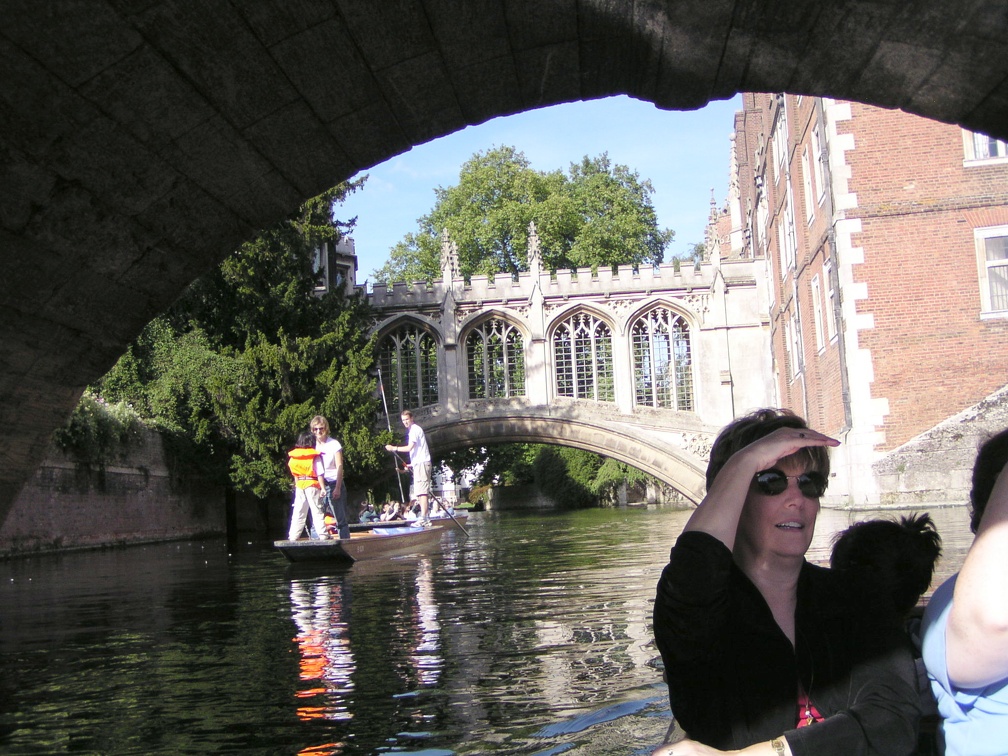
[369, 229, 774, 502]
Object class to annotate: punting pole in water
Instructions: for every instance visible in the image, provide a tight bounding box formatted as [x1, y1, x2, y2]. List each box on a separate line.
[377, 367, 407, 505]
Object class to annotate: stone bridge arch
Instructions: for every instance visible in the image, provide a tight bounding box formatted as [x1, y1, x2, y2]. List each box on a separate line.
[420, 407, 708, 504]
[2, 1, 1007, 517]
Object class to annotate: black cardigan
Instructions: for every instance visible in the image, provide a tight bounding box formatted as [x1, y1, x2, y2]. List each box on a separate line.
[653, 531, 920, 756]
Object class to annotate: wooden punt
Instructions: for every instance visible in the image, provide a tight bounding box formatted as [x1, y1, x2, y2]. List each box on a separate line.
[274, 522, 449, 564]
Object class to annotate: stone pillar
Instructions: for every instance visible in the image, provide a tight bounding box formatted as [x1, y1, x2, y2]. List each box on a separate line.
[525, 222, 549, 405]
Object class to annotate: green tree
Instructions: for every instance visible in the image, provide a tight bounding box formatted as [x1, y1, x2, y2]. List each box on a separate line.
[96, 181, 388, 498]
[446, 441, 660, 509]
[373, 146, 673, 283]
[531, 446, 598, 509]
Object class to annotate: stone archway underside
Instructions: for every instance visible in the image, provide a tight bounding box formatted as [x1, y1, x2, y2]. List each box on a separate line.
[426, 415, 707, 504]
[2, 1, 1006, 517]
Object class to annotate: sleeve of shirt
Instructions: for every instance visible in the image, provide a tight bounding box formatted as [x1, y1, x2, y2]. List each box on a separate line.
[653, 530, 735, 666]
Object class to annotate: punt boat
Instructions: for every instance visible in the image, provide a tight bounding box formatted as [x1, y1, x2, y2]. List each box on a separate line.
[275, 521, 450, 564]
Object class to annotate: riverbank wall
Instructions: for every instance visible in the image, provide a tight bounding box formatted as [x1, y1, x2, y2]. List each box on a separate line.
[0, 430, 226, 557]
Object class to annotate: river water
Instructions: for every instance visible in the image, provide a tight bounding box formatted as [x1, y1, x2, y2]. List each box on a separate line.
[0, 505, 974, 755]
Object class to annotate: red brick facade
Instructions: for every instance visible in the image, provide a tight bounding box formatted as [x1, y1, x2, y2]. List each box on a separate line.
[714, 94, 1008, 503]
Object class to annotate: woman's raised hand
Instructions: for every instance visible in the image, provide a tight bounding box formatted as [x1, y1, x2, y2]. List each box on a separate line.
[735, 426, 839, 475]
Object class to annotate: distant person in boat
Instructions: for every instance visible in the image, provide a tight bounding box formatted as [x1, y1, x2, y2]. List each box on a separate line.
[312, 415, 351, 540]
[921, 428, 1008, 756]
[385, 410, 432, 526]
[358, 501, 379, 524]
[652, 408, 920, 756]
[403, 499, 419, 522]
[380, 501, 402, 522]
[286, 431, 327, 541]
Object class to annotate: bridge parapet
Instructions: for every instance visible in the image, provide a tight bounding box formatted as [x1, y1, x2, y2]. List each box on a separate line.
[368, 260, 716, 309]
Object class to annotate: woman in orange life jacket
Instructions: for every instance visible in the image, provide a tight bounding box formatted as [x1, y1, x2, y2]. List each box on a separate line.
[286, 431, 328, 541]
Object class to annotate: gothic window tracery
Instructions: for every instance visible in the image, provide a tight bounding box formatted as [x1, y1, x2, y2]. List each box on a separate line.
[378, 323, 439, 413]
[466, 318, 525, 399]
[553, 311, 615, 402]
[631, 307, 694, 411]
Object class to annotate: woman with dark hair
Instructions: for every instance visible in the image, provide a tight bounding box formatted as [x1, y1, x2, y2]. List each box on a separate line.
[830, 512, 943, 618]
[286, 431, 326, 541]
[652, 409, 920, 756]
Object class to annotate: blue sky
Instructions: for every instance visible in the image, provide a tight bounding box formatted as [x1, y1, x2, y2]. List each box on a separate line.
[337, 94, 744, 284]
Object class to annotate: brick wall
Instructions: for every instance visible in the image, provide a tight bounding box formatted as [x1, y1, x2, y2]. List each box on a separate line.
[0, 430, 226, 556]
[724, 94, 1008, 504]
[843, 103, 1008, 449]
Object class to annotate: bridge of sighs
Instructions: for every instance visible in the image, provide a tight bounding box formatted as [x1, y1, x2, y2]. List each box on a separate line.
[367, 226, 773, 503]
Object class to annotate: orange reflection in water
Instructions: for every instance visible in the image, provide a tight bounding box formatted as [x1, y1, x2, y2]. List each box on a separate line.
[290, 579, 355, 724]
[288, 556, 446, 740]
[296, 741, 343, 755]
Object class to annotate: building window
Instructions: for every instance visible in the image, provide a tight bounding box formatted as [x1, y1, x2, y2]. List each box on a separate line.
[811, 275, 825, 352]
[778, 218, 787, 279]
[757, 192, 769, 256]
[811, 126, 826, 205]
[783, 318, 793, 381]
[772, 103, 788, 184]
[379, 324, 439, 414]
[964, 130, 1008, 164]
[313, 244, 328, 291]
[466, 318, 525, 399]
[801, 147, 815, 224]
[553, 312, 614, 402]
[631, 307, 693, 411]
[778, 190, 794, 274]
[976, 227, 1008, 315]
[789, 310, 804, 379]
[766, 256, 776, 309]
[823, 259, 838, 340]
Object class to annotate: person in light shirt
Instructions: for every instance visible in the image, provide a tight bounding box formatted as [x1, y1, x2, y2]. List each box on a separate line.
[921, 428, 1008, 756]
[385, 409, 432, 526]
[311, 415, 350, 540]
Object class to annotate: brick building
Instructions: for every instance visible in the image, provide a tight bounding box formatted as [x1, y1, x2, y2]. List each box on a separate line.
[710, 94, 1008, 506]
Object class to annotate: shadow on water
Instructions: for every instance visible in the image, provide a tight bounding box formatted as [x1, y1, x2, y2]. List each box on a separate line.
[0, 505, 973, 754]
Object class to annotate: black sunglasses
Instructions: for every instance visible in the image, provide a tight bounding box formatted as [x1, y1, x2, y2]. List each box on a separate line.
[753, 468, 827, 498]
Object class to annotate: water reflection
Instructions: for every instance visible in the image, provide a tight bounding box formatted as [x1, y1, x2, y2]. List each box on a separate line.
[411, 558, 443, 686]
[290, 576, 356, 723]
[0, 506, 976, 755]
[283, 555, 448, 754]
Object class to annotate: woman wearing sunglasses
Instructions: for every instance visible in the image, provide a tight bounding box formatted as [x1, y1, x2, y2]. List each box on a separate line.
[652, 408, 920, 756]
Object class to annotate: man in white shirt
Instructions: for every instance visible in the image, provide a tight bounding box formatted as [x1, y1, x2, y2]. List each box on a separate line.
[385, 409, 432, 526]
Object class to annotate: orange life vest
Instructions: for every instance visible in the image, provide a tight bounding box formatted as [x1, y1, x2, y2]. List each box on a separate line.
[288, 447, 321, 489]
